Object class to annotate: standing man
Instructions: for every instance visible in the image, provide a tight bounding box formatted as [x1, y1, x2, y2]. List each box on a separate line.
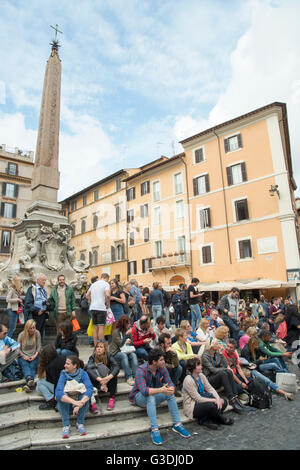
[86, 273, 110, 346]
[158, 282, 171, 328]
[24, 274, 49, 342]
[48, 275, 77, 332]
[187, 278, 202, 332]
[219, 287, 240, 342]
[130, 279, 143, 321]
[129, 348, 191, 445]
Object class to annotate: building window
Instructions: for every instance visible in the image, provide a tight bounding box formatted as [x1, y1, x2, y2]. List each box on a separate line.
[129, 231, 135, 246]
[227, 162, 247, 186]
[7, 162, 18, 176]
[235, 199, 249, 222]
[193, 174, 210, 196]
[127, 209, 134, 223]
[126, 187, 136, 201]
[93, 250, 98, 266]
[115, 203, 122, 222]
[89, 252, 93, 265]
[174, 172, 183, 195]
[199, 208, 211, 229]
[71, 200, 77, 211]
[177, 236, 186, 262]
[224, 134, 242, 153]
[153, 181, 161, 202]
[116, 177, 122, 192]
[94, 189, 99, 201]
[80, 252, 86, 261]
[1, 202, 16, 218]
[144, 227, 150, 242]
[116, 244, 124, 261]
[201, 245, 213, 264]
[141, 180, 150, 196]
[140, 204, 148, 218]
[142, 258, 152, 273]
[2, 183, 18, 198]
[81, 219, 86, 234]
[82, 194, 87, 206]
[175, 200, 184, 219]
[115, 274, 120, 282]
[1, 231, 11, 253]
[194, 147, 205, 164]
[154, 240, 162, 257]
[93, 214, 98, 229]
[128, 261, 137, 275]
[238, 239, 252, 259]
[153, 207, 161, 226]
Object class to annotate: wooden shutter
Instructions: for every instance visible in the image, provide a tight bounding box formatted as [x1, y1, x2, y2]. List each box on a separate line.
[205, 174, 210, 193]
[202, 246, 212, 264]
[247, 240, 252, 258]
[121, 243, 125, 260]
[241, 162, 247, 182]
[226, 166, 233, 186]
[224, 138, 230, 153]
[237, 134, 243, 149]
[111, 246, 116, 262]
[12, 204, 17, 218]
[244, 200, 249, 220]
[239, 240, 245, 259]
[144, 227, 149, 242]
[14, 184, 19, 198]
[134, 261, 137, 274]
[142, 259, 145, 273]
[195, 148, 203, 163]
[2, 183, 6, 196]
[206, 208, 211, 227]
[126, 189, 130, 201]
[193, 178, 199, 196]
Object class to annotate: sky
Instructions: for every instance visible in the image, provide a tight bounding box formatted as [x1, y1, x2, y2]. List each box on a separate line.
[0, 0, 299, 201]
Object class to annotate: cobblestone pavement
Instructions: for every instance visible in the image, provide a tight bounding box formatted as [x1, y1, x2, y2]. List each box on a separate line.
[35, 364, 300, 451]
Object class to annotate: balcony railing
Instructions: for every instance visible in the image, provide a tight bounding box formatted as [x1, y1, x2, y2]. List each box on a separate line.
[150, 252, 191, 271]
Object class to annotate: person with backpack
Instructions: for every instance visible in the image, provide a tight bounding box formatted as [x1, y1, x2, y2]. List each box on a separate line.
[0, 324, 21, 382]
[179, 284, 189, 322]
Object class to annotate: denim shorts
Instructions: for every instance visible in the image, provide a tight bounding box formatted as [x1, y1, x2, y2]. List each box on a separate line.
[91, 310, 107, 326]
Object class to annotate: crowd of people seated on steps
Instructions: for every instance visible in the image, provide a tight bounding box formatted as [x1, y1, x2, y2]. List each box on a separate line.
[1, 275, 300, 442]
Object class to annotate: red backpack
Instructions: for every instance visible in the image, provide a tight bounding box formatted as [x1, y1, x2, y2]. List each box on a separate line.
[276, 320, 287, 340]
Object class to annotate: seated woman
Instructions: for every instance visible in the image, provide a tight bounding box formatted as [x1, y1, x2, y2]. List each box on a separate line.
[36, 344, 66, 410]
[182, 356, 234, 430]
[85, 341, 120, 412]
[55, 320, 79, 357]
[201, 339, 246, 414]
[17, 319, 41, 392]
[196, 318, 213, 356]
[109, 315, 138, 386]
[180, 320, 204, 354]
[173, 328, 197, 381]
[239, 326, 258, 351]
[56, 355, 94, 438]
[214, 326, 230, 352]
[241, 336, 294, 400]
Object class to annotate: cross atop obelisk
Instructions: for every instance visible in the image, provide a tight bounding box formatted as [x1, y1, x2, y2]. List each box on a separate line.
[30, 26, 62, 208]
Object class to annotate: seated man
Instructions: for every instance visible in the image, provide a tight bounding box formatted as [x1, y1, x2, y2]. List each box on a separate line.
[152, 316, 171, 347]
[258, 330, 292, 373]
[209, 309, 224, 331]
[0, 324, 20, 377]
[132, 315, 156, 361]
[129, 348, 191, 445]
[158, 333, 183, 396]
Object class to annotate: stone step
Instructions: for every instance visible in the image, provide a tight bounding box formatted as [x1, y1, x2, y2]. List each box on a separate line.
[0, 406, 192, 450]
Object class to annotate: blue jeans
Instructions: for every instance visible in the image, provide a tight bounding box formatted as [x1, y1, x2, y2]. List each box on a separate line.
[251, 370, 279, 392]
[152, 305, 163, 325]
[164, 307, 171, 328]
[135, 347, 149, 361]
[259, 357, 289, 373]
[57, 393, 89, 426]
[169, 365, 183, 386]
[7, 309, 18, 339]
[36, 378, 55, 401]
[111, 304, 125, 322]
[222, 316, 240, 342]
[56, 349, 75, 357]
[134, 392, 181, 430]
[18, 356, 39, 380]
[114, 351, 138, 379]
[190, 304, 202, 332]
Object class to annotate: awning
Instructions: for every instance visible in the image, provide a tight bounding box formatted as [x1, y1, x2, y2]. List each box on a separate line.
[196, 279, 297, 291]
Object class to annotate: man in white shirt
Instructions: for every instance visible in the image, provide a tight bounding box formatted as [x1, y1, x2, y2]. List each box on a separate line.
[86, 273, 110, 345]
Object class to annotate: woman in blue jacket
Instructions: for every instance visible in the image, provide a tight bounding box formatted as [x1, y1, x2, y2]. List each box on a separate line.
[56, 355, 93, 439]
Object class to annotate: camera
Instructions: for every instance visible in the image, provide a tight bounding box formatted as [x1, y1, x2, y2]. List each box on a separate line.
[42, 299, 55, 311]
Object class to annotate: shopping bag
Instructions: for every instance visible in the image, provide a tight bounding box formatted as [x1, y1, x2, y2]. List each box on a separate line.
[104, 324, 112, 336]
[87, 318, 93, 337]
[72, 318, 81, 332]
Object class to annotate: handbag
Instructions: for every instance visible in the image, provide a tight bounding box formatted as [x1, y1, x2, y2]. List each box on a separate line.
[72, 318, 81, 332]
[120, 343, 136, 354]
[106, 308, 115, 325]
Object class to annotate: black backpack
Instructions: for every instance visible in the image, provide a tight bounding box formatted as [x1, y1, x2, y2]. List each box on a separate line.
[247, 378, 272, 409]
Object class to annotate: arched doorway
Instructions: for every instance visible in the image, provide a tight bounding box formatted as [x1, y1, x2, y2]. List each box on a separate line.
[169, 275, 185, 287]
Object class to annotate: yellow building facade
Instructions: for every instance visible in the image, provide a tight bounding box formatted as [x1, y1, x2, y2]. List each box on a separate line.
[62, 102, 300, 300]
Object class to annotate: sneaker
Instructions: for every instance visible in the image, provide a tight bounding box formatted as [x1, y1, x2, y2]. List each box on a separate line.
[107, 397, 115, 410]
[62, 425, 70, 439]
[23, 384, 31, 393]
[90, 403, 99, 414]
[76, 423, 87, 436]
[172, 423, 191, 438]
[126, 378, 135, 386]
[151, 429, 163, 445]
[27, 379, 35, 388]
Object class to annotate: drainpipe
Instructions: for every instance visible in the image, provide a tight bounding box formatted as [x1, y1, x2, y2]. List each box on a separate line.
[213, 130, 232, 264]
[179, 154, 193, 279]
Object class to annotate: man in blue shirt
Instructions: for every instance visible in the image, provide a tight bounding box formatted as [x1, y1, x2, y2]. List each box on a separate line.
[24, 274, 49, 341]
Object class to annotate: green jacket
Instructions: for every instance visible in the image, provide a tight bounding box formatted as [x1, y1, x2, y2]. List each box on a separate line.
[49, 285, 76, 319]
[258, 339, 283, 358]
